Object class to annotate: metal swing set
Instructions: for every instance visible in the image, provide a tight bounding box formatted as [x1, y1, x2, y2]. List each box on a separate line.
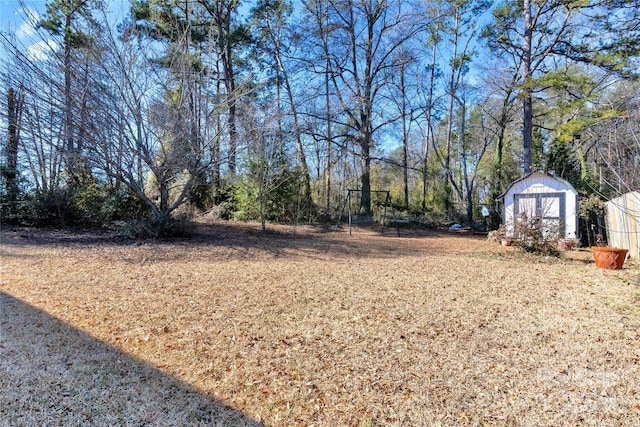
[336, 189, 405, 236]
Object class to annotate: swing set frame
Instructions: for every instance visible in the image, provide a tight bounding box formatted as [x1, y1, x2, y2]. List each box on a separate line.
[337, 189, 403, 236]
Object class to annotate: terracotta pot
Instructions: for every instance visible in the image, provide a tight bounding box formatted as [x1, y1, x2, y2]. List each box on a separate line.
[558, 239, 574, 251]
[591, 246, 628, 269]
[501, 239, 513, 247]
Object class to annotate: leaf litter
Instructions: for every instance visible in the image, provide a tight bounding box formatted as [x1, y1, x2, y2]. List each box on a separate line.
[1, 220, 640, 426]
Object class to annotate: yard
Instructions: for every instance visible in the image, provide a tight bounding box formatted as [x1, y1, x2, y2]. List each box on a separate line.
[1, 220, 639, 426]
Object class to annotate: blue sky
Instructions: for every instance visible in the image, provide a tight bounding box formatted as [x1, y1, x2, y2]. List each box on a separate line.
[1, 1, 45, 37]
[0, 0, 253, 55]
[1, 1, 48, 60]
[0, 1, 131, 37]
[0, 0, 131, 60]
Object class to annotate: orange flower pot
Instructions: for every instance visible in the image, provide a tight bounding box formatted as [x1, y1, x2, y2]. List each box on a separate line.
[591, 246, 628, 270]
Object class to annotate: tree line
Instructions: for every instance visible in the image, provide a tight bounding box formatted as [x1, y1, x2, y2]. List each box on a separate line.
[1, 0, 638, 236]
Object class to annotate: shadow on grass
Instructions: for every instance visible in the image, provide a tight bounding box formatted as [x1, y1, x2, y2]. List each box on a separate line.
[0, 222, 458, 262]
[0, 291, 262, 426]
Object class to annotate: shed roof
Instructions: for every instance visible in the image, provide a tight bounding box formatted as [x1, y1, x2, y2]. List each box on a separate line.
[497, 170, 577, 200]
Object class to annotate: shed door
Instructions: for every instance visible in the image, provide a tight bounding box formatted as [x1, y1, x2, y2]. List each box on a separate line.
[514, 192, 566, 238]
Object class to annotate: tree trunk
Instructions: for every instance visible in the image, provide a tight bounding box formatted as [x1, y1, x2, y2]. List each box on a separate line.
[443, 9, 465, 214]
[457, 99, 473, 224]
[5, 87, 20, 201]
[400, 62, 409, 209]
[217, 7, 237, 176]
[361, 146, 372, 216]
[64, 10, 76, 185]
[489, 124, 505, 230]
[212, 61, 223, 199]
[224, 46, 237, 176]
[274, 44, 313, 213]
[358, 4, 376, 217]
[359, 116, 373, 217]
[324, 16, 332, 213]
[522, 0, 533, 174]
[422, 37, 437, 211]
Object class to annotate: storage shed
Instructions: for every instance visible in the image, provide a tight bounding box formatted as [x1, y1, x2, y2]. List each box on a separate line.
[498, 171, 579, 240]
[605, 191, 640, 259]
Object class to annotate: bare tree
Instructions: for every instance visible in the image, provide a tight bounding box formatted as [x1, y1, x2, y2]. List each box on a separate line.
[425, 0, 488, 217]
[323, 0, 425, 215]
[89, 15, 223, 234]
[251, 0, 314, 215]
[0, 30, 67, 196]
[579, 81, 640, 196]
[38, 0, 101, 186]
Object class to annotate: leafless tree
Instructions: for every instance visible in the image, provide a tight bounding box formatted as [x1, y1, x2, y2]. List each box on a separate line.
[88, 13, 224, 234]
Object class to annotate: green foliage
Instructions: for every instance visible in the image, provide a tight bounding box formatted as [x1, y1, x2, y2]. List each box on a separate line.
[102, 188, 150, 222]
[39, 0, 99, 48]
[71, 183, 103, 223]
[545, 139, 597, 194]
[578, 193, 607, 246]
[188, 174, 215, 212]
[231, 165, 307, 224]
[554, 108, 621, 144]
[579, 194, 605, 221]
[0, 164, 25, 221]
[231, 176, 260, 221]
[546, 140, 579, 180]
[126, 0, 252, 53]
[420, 173, 452, 220]
[1, 188, 74, 227]
[532, 128, 545, 171]
[1, 183, 148, 227]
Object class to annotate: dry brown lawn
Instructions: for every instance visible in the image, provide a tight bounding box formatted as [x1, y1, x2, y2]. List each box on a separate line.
[1, 220, 640, 426]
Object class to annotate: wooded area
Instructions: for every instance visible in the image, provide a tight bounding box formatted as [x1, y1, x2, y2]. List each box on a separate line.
[1, 0, 638, 236]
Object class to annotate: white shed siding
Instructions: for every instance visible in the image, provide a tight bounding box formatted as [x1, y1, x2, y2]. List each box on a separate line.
[606, 192, 640, 259]
[501, 172, 579, 239]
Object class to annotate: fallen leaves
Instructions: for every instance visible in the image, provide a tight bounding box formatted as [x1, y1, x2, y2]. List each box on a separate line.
[1, 221, 640, 426]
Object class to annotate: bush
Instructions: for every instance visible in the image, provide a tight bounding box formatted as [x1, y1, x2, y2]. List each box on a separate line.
[487, 224, 507, 243]
[71, 184, 148, 225]
[101, 188, 149, 221]
[513, 216, 560, 257]
[1, 184, 148, 227]
[15, 189, 75, 226]
[231, 167, 310, 224]
[578, 194, 606, 246]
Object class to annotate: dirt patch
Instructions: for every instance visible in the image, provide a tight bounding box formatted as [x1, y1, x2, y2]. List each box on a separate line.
[2, 220, 639, 426]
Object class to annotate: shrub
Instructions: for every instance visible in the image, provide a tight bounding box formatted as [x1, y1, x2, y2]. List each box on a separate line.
[231, 167, 310, 224]
[2, 184, 148, 228]
[513, 215, 560, 257]
[487, 224, 507, 243]
[71, 184, 148, 226]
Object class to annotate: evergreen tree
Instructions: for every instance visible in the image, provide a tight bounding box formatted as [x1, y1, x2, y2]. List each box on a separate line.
[482, 0, 639, 174]
[39, 0, 101, 186]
